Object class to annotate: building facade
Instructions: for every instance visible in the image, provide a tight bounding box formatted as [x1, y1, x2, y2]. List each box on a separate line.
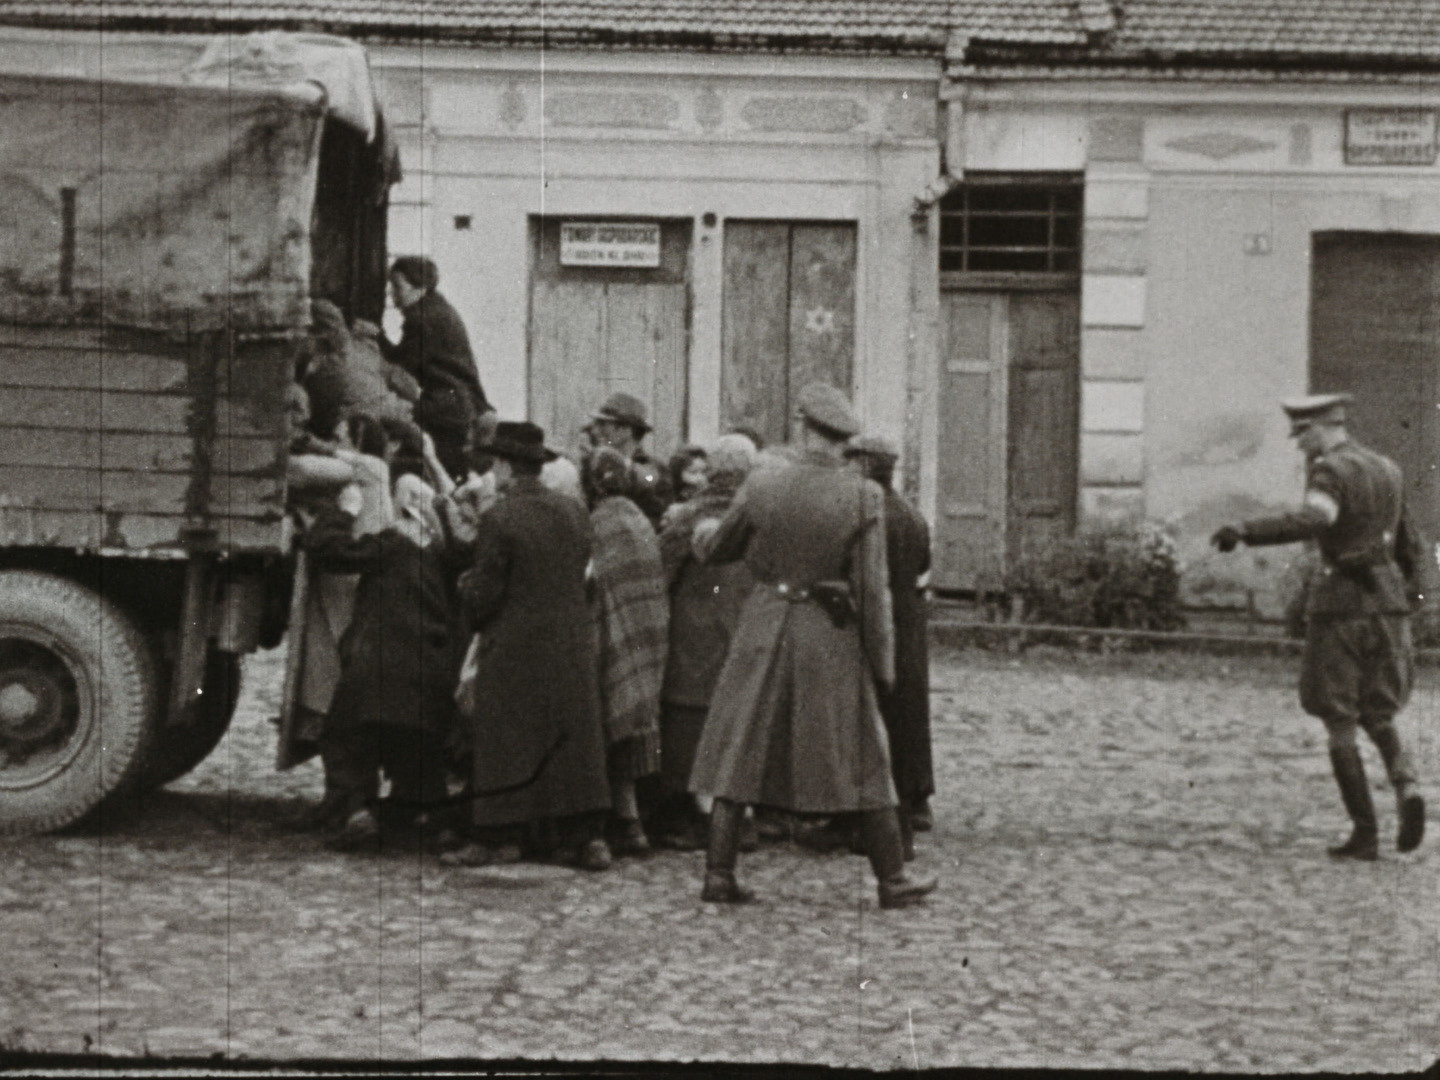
[5, 1, 1440, 615]
[369, 44, 942, 463]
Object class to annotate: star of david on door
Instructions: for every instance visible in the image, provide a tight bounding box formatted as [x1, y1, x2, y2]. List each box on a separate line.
[804, 306, 835, 335]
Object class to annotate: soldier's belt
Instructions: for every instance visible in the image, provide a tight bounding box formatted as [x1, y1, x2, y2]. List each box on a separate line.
[771, 580, 856, 628]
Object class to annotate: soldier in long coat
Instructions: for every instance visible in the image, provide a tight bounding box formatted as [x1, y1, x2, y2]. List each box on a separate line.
[1212, 393, 1426, 859]
[846, 434, 935, 849]
[689, 383, 938, 909]
[452, 421, 614, 870]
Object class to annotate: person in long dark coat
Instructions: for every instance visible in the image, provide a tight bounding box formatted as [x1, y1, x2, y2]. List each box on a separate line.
[449, 421, 614, 871]
[301, 478, 462, 850]
[384, 256, 492, 480]
[846, 435, 935, 846]
[688, 383, 937, 909]
[654, 434, 758, 849]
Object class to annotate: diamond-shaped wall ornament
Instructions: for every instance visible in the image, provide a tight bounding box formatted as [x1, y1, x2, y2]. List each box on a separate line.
[1164, 132, 1277, 160]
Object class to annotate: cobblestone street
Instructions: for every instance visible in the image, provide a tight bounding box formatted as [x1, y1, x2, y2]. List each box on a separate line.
[3, 646, 1438, 1072]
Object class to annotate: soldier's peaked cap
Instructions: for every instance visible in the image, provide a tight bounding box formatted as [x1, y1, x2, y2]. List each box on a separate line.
[845, 433, 900, 461]
[795, 382, 861, 438]
[1281, 393, 1351, 429]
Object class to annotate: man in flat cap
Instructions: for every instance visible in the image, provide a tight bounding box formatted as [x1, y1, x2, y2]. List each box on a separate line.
[1212, 393, 1426, 860]
[584, 391, 673, 527]
[688, 382, 938, 908]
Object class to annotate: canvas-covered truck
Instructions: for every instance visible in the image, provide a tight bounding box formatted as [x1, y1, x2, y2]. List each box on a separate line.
[0, 30, 396, 834]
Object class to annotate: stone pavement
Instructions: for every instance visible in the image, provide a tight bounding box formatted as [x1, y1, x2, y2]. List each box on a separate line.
[2, 647, 1438, 1072]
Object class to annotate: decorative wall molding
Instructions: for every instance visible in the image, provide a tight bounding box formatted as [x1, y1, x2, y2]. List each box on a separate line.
[696, 86, 724, 132]
[499, 81, 526, 129]
[543, 91, 680, 130]
[1163, 131, 1276, 160]
[740, 96, 866, 134]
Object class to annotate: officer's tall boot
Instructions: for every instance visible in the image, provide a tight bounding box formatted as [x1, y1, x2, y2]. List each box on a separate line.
[1367, 721, 1426, 853]
[701, 798, 755, 904]
[1327, 745, 1379, 861]
[860, 808, 937, 909]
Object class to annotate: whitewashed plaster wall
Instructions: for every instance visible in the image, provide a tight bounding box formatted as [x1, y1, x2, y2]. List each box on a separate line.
[371, 46, 941, 455]
[956, 81, 1440, 612]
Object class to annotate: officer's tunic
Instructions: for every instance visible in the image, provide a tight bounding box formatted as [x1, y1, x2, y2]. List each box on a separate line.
[688, 451, 898, 812]
[1244, 439, 1415, 728]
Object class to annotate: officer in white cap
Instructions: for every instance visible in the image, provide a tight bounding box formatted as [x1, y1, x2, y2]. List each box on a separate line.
[1212, 393, 1426, 859]
[687, 383, 937, 908]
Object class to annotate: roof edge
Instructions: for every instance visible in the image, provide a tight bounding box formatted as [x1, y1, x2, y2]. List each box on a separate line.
[0, 14, 950, 57]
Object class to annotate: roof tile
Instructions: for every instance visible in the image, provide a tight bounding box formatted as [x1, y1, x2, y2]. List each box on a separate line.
[0, 1, 1436, 63]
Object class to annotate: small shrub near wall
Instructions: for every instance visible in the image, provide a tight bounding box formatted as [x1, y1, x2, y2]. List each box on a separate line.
[1006, 522, 1186, 632]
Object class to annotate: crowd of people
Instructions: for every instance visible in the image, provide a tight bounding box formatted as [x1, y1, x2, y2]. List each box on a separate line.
[278, 256, 939, 909]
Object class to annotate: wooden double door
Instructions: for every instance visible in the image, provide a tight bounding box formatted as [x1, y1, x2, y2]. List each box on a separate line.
[934, 287, 1080, 592]
[528, 218, 690, 457]
[721, 221, 857, 446]
[1311, 232, 1440, 540]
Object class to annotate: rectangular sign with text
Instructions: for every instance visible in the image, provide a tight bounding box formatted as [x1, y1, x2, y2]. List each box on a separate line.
[560, 222, 662, 267]
[1344, 109, 1439, 165]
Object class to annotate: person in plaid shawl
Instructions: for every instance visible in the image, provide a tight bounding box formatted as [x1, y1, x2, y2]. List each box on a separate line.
[588, 447, 670, 856]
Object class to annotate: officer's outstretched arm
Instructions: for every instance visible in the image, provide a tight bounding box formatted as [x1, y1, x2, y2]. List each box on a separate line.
[1212, 488, 1338, 551]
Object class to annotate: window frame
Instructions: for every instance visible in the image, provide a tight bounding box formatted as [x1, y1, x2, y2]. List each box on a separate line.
[938, 172, 1084, 283]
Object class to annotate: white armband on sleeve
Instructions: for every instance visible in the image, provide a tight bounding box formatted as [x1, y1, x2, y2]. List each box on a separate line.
[1303, 489, 1340, 524]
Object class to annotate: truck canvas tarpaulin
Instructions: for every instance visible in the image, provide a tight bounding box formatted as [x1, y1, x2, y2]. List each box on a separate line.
[0, 30, 399, 837]
[0, 31, 394, 334]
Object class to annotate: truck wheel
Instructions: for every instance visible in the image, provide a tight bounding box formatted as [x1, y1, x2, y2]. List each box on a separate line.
[0, 571, 158, 836]
[137, 651, 242, 790]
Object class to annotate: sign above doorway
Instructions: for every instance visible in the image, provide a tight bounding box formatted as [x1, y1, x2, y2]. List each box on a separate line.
[560, 221, 662, 267]
[1344, 109, 1438, 166]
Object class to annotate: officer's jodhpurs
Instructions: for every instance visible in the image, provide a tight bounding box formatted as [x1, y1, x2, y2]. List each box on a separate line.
[1300, 613, 1418, 787]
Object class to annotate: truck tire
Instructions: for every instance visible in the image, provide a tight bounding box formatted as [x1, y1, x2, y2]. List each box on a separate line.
[0, 571, 158, 836]
[137, 651, 242, 790]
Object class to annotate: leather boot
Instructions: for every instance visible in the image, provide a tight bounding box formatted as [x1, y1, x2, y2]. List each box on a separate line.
[1327, 745, 1379, 861]
[860, 808, 937, 909]
[1367, 721, 1426, 853]
[701, 799, 755, 903]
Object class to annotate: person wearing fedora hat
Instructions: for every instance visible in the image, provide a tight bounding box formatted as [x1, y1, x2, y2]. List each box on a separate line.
[1212, 393, 1426, 860]
[584, 392, 673, 527]
[685, 382, 938, 909]
[451, 420, 614, 870]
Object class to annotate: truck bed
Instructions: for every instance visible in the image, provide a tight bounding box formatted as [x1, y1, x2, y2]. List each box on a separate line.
[0, 324, 293, 554]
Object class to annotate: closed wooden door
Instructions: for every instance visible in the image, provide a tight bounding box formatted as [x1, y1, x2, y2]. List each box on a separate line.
[1312, 232, 1440, 538]
[934, 294, 1007, 591]
[528, 219, 689, 457]
[722, 221, 856, 446]
[1006, 292, 1080, 564]
[934, 288, 1079, 591]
